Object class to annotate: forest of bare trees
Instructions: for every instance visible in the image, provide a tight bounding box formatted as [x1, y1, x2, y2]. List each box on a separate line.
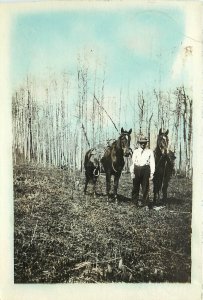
[12, 55, 193, 178]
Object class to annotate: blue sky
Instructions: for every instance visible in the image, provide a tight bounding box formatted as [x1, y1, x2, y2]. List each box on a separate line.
[11, 6, 186, 92]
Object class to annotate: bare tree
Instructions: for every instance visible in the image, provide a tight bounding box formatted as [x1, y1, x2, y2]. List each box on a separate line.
[138, 91, 145, 134]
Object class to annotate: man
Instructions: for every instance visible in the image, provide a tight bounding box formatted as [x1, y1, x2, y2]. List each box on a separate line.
[130, 135, 155, 208]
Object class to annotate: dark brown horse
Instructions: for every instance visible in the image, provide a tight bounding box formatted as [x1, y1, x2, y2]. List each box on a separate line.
[101, 127, 132, 202]
[84, 148, 100, 196]
[153, 129, 176, 205]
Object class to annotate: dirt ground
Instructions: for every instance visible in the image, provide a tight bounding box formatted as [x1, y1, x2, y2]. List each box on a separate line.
[14, 164, 192, 283]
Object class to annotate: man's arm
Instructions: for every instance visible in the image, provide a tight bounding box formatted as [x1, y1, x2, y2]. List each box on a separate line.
[150, 150, 155, 179]
[130, 150, 136, 179]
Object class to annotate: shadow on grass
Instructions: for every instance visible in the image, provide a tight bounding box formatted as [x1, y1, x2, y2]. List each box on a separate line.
[117, 194, 132, 203]
[166, 197, 183, 205]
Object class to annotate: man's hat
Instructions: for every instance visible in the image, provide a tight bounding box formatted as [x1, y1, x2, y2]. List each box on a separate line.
[137, 135, 149, 143]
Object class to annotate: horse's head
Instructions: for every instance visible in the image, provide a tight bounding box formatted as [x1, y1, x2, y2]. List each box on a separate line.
[119, 127, 132, 157]
[157, 129, 169, 155]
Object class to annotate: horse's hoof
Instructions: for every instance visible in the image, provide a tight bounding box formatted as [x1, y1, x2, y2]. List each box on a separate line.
[148, 202, 153, 210]
[137, 201, 142, 208]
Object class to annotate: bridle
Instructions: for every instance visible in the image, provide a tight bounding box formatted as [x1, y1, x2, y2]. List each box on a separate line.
[119, 132, 130, 149]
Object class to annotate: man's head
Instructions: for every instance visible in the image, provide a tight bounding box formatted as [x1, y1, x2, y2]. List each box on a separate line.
[138, 135, 148, 150]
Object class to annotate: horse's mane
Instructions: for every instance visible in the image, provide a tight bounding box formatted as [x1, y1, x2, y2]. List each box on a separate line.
[111, 140, 117, 147]
[109, 133, 127, 148]
[154, 146, 162, 157]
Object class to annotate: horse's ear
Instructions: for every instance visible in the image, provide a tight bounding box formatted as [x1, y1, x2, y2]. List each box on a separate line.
[121, 127, 124, 133]
[165, 129, 169, 135]
[128, 129, 132, 134]
[159, 128, 162, 135]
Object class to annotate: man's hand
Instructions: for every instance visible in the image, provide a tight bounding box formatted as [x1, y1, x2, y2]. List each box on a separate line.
[131, 173, 135, 180]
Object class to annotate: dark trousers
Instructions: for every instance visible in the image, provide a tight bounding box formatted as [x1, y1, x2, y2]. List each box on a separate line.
[132, 165, 150, 206]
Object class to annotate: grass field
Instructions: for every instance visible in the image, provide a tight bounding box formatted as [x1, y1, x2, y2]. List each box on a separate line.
[14, 164, 192, 283]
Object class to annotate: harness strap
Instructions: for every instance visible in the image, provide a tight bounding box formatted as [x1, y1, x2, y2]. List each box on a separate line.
[112, 161, 118, 173]
[93, 168, 100, 177]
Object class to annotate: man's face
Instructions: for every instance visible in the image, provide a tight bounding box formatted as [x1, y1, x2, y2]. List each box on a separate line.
[140, 142, 147, 149]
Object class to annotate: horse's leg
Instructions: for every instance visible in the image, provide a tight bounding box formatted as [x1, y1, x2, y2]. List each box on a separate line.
[113, 174, 120, 203]
[153, 176, 159, 206]
[93, 178, 97, 198]
[84, 176, 89, 194]
[153, 173, 164, 206]
[106, 172, 111, 203]
[162, 177, 168, 204]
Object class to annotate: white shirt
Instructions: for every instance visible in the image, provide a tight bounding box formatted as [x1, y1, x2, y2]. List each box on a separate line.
[130, 147, 155, 176]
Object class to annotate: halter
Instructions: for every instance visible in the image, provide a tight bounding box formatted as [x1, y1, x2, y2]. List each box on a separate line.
[157, 133, 169, 154]
[119, 132, 131, 150]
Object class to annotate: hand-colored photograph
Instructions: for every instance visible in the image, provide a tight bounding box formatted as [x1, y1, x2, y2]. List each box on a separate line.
[1, 1, 201, 299]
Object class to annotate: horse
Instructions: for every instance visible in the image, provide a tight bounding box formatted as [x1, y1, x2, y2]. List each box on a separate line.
[84, 148, 100, 196]
[153, 129, 176, 205]
[100, 127, 132, 202]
